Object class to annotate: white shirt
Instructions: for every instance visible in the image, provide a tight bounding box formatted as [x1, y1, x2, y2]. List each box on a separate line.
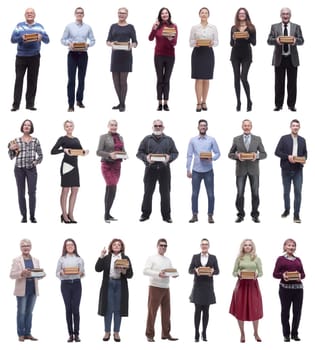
[110, 253, 122, 279]
[282, 22, 291, 56]
[189, 23, 218, 48]
[200, 253, 209, 267]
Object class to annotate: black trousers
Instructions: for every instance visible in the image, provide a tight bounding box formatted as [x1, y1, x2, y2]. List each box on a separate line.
[279, 286, 303, 338]
[141, 165, 171, 220]
[61, 279, 82, 336]
[235, 174, 259, 218]
[275, 56, 297, 108]
[13, 54, 40, 108]
[154, 55, 175, 100]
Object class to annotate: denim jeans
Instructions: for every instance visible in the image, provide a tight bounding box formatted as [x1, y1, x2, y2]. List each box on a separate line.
[104, 279, 121, 332]
[61, 279, 82, 336]
[281, 169, 303, 215]
[16, 293, 37, 336]
[67, 51, 88, 107]
[191, 170, 214, 215]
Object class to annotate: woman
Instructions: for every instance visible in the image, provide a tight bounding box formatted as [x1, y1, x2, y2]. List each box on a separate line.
[10, 238, 45, 342]
[56, 238, 85, 342]
[95, 238, 133, 342]
[273, 238, 305, 342]
[188, 238, 219, 342]
[96, 120, 126, 223]
[149, 7, 178, 111]
[190, 7, 218, 112]
[230, 8, 256, 112]
[229, 239, 263, 342]
[51, 120, 89, 224]
[107, 7, 137, 112]
[8, 119, 43, 223]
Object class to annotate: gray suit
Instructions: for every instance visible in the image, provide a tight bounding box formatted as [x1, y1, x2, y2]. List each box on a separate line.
[267, 22, 304, 108]
[228, 134, 267, 219]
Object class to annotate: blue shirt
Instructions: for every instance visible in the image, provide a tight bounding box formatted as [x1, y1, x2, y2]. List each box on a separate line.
[61, 21, 95, 50]
[186, 134, 220, 173]
[11, 21, 49, 56]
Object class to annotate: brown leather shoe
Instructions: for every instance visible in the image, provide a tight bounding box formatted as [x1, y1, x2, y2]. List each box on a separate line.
[162, 335, 178, 341]
[24, 335, 38, 341]
[18, 336, 24, 342]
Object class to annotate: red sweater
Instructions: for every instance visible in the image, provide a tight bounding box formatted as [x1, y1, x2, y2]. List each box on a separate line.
[148, 24, 177, 57]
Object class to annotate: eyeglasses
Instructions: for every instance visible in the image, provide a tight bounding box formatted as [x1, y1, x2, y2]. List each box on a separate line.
[118, 12, 128, 15]
[154, 125, 163, 128]
[159, 244, 167, 247]
[76, 12, 84, 15]
[21, 245, 31, 248]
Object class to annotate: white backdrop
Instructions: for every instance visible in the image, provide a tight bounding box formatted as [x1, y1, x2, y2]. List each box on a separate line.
[1, 0, 313, 349]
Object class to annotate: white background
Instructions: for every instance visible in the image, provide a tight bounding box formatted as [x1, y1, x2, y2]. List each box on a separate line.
[1, 0, 314, 349]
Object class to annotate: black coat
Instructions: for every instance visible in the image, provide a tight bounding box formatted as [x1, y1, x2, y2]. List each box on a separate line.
[188, 253, 219, 305]
[95, 253, 133, 317]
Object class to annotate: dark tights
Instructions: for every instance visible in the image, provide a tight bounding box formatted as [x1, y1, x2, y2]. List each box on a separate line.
[194, 304, 209, 339]
[112, 72, 128, 107]
[231, 60, 251, 105]
[105, 185, 117, 219]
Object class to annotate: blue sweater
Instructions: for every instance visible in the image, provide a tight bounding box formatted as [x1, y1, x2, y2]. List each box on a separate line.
[11, 21, 49, 56]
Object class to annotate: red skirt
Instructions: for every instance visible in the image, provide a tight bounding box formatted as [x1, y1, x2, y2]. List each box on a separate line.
[229, 279, 263, 321]
[101, 161, 121, 186]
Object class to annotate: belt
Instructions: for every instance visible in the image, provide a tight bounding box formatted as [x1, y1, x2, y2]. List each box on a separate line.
[109, 277, 121, 280]
[61, 279, 81, 283]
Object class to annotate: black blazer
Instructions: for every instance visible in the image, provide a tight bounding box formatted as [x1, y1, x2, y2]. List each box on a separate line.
[275, 134, 307, 171]
[188, 253, 219, 305]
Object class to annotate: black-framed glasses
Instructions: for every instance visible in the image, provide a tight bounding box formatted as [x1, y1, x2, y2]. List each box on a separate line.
[159, 244, 167, 247]
[21, 245, 31, 248]
[154, 125, 163, 128]
[76, 12, 84, 15]
[118, 12, 128, 15]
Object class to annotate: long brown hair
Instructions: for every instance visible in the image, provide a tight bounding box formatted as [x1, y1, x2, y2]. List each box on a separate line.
[234, 8, 255, 32]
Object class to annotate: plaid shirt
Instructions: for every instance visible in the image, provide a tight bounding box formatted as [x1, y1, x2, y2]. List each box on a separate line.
[8, 137, 43, 169]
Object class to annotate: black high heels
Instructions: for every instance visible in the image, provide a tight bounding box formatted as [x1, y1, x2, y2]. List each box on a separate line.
[67, 214, 77, 224]
[236, 102, 241, 111]
[196, 104, 202, 112]
[61, 214, 71, 224]
[201, 102, 207, 111]
[247, 100, 252, 112]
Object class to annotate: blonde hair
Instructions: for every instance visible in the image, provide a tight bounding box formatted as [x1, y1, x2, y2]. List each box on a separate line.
[237, 239, 256, 260]
[20, 238, 32, 247]
[64, 120, 74, 128]
[283, 238, 296, 252]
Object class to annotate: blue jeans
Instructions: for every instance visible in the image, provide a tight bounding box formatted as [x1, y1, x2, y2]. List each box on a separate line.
[191, 170, 214, 215]
[67, 51, 88, 107]
[16, 293, 37, 336]
[104, 279, 121, 332]
[281, 169, 303, 215]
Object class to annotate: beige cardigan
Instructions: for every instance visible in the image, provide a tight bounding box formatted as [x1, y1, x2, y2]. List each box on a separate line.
[10, 255, 40, 296]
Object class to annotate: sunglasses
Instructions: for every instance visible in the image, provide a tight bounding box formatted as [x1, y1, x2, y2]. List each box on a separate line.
[159, 244, 167, 247]
[154, 125, 163, 128]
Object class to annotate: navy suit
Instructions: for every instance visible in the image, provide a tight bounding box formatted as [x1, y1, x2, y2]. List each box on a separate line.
[275, 134, 307, 216]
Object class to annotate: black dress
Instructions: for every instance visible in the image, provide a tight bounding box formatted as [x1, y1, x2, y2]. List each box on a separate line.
[51, 136, 82, 187]
[189, 253, 219, 305]
[107, 23, 137, 72]
[230, 26, 256, 63]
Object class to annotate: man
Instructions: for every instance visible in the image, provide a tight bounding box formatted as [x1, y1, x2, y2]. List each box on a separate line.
[10, 8, 50, 111]
[143, 238, 178, 342]
[186, 119, 220, 223]
[228, 119, 267, 223]
[61, 7, 95, 112]
[8, 119, 42, 223]
[136, 120, 178, 223]
[10, 239, 45, 342]
[275, 119, 307, 223]
[267, 8, 304, 112]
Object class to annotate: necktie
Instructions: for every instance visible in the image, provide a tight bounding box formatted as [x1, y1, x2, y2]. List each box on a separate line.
[244, 135, 250, 151]
[283, 24, 289, 53]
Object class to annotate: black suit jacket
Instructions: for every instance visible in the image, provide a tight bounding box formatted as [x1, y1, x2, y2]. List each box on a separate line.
[275, 134, 307, 171]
